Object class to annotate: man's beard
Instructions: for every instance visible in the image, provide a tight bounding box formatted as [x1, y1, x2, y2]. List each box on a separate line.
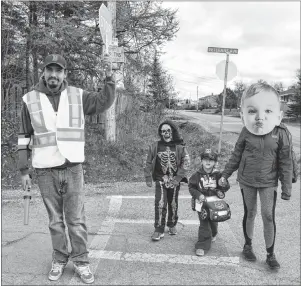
[47, 78, 60, 90]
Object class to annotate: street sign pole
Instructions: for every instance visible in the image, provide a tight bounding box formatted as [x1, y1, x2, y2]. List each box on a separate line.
[218, 53, 229, 153]
[208, 46, 238, 154]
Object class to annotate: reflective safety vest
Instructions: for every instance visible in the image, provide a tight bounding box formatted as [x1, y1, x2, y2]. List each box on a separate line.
[22, 86, 85, 168]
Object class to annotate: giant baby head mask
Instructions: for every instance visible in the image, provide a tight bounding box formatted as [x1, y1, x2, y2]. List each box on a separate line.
[240, 83, 283, 135]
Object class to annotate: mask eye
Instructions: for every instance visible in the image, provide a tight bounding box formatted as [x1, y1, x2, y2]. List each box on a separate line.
[161, 129, 171, 134]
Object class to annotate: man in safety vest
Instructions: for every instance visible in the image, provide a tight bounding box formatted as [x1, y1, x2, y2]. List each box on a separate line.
[17, 54, 115, 284]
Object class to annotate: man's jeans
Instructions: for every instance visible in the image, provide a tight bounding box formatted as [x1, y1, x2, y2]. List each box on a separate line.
[35, 164, 89, 265]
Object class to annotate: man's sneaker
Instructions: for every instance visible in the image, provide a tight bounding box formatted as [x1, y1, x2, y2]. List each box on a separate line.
[212, 234, 217, 242]
[74, 264, 94, 284]
[48, 261, 67, 281]
[151, 231, 164, 241]
[168, 226, 177, 235]
[266, 253, 280, 270]
[196, 249, 205, 256]
[242, 244, 257, 261]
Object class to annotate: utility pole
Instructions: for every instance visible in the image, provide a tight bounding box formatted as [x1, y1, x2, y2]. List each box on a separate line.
[196, 86, 199, 112]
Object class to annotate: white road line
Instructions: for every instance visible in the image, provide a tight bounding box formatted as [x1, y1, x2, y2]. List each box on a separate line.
[112, 218, 242, 264]
[107, 195, 192, 199]
[90, 250, 239, 267]
[113, 219, 199, 224]
[68, 195, 122, 285]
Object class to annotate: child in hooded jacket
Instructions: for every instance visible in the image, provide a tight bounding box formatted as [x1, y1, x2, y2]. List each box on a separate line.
[189, 148, 230, 256]
[144, 120, 190, 241]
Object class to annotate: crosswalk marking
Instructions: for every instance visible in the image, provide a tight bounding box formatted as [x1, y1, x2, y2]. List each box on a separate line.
[107, 195, 192, 199]
[68, 194, 242, 284]
[89, 250, 240, 266]
[68, 196, 123, 285]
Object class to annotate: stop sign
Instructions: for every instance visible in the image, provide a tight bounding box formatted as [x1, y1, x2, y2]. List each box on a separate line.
[216, 60, 237, 81]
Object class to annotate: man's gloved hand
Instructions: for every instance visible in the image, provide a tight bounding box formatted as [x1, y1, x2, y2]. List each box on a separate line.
[21, 174, 32, 191]
[146, 181, 152, 188]
[281, 193, 290, 200]
[103, 54, 112, 77]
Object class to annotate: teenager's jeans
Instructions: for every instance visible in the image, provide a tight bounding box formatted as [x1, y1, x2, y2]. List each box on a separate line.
[35, 164, 89, 265]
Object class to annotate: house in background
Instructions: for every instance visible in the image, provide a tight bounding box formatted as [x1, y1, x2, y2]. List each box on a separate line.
[199, 93, 218, 108]
[279, 88, 297, 115]
[279, 88, 297, 104]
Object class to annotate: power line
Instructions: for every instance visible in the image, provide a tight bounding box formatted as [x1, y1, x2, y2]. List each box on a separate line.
[167, 68, 218, 80]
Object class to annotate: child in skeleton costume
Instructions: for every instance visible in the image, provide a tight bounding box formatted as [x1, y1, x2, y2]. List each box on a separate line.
[189, 148, 230, 256]
[144, 120, 190, 241]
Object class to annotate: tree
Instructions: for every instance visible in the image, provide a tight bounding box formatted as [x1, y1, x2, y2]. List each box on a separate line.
[286, 69, 301, 119]
[233, 80, 247, 108]
[147, 50, 169, 111]
[257, 79, 268, 84]
[271, 81, 284, 93]
[216, 88, 237, 111]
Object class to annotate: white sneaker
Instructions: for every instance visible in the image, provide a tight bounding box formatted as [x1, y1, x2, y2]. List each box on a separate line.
[48, 261, 67, 281]
[74, 264, 95, 284]
[212, 234, 217, 242]
[196, 249, 205, 256]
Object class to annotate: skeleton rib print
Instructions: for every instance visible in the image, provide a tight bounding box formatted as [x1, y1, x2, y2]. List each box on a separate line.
[157, 147, 177, 174]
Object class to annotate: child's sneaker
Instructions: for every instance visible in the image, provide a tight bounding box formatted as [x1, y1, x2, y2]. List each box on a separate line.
[151, 231, 164, 241]
[74, 264, 94, 284]
[242, 244, 256, 261]
[195, 249, 205, 256]
[168, 226, 177, 235]
[48, 261, 67, 281]
[266, 253, 280, 270]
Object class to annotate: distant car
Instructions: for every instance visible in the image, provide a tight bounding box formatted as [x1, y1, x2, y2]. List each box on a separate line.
[193, 189, 231, 222]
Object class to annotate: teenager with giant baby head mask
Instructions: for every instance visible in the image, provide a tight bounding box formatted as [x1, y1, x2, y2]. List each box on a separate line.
[219, 82, 295, 271]
[240, 83, 283, 135]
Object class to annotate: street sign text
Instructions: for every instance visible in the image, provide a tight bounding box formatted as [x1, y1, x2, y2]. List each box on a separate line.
[208, 47, 238, 54]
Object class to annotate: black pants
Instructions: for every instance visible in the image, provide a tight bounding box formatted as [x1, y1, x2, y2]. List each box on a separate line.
[195, 211, 218, 251]
[154, 181, 180, 233]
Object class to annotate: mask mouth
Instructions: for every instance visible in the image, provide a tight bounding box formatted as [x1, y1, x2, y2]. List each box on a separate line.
[255, 122, 263, 127]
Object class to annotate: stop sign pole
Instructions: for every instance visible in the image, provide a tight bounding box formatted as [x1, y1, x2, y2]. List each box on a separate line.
[208, 47, 238, 153]
[219, 52, 229, 153]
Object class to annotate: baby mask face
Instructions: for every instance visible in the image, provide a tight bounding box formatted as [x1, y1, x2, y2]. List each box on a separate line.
[240, 91, 283, 135]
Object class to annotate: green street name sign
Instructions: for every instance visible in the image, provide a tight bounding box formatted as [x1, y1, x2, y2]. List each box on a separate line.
[208, 47, 238, 54]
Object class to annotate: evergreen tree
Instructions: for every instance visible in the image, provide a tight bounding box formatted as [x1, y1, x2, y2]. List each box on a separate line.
[286, 69, 301, 119]
[147, 51, 169, 111]
[216, 88, 238, 111]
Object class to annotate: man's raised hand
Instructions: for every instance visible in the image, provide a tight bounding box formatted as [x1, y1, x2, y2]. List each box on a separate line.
[103, 54, 112, 77]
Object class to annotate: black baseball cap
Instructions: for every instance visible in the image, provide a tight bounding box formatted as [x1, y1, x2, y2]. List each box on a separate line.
[200, 148, 218, 161]
[42, 54, 67, 69]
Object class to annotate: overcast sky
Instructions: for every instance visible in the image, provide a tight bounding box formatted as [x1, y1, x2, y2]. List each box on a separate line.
[160, 1, 300, 100]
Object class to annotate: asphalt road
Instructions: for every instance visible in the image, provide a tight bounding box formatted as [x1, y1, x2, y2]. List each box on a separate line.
[1, 179, 300, 285]
[177, 110, 301, 153]
[1, 113, 300, 285]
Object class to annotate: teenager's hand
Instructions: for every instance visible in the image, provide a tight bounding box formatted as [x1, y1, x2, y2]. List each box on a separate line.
[146, 181, 152, 187]
[21, 174, 31, 191]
